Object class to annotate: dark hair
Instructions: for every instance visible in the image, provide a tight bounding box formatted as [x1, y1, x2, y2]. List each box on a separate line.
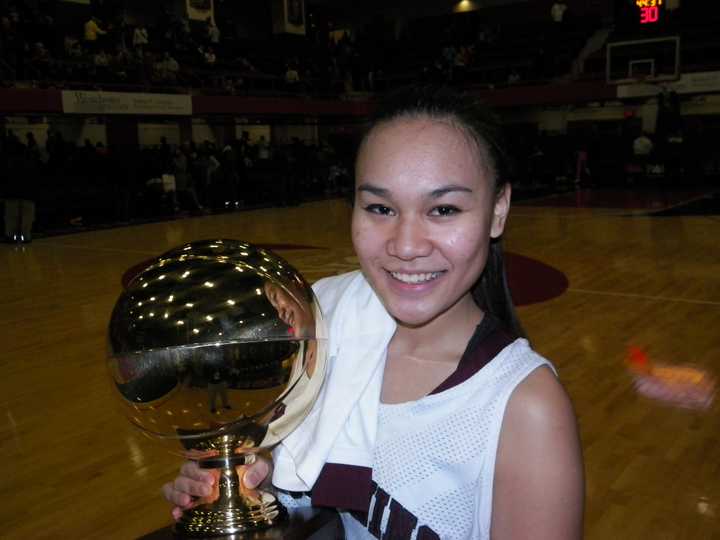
[359, 85, 526, 339]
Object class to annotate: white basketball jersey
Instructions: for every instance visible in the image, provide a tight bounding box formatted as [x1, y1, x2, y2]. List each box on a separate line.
[340, 339, 554, 540]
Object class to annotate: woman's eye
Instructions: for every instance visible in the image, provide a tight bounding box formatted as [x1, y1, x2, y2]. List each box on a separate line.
[430, 205, 460, 217]
[364, 204, 395, 216]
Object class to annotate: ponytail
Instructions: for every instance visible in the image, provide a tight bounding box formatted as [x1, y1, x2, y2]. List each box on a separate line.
[473, 239, 526, 339]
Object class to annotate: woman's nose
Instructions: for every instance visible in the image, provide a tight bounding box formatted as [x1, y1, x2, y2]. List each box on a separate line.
[387, 216, 432, 260]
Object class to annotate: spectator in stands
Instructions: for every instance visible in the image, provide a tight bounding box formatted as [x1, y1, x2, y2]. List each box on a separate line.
[3, 12, 24, 80]
[84, 16, 107, 52]
[453, 46, 472, 83]
[113, 45, 133, 82]
[154, 52, 179, 83]
[159, 137, 172, 172]
[112, 14, 130, 52]
[221, 76, 235, 95]
[178, 16, 191, 39]
[64, 34, 84, 58]
[574, 132, 591, 186]
[256, 136, 271, 162]
[285, 63, 301, 90]
[633, 132, 653, 159]
[628, 132, 654, 183]
[441, 43, 456, 75]
[141, 50, 156, 83]
[203, 46, 216, 66]
[218, 143, 240, 209]
[92, 48, 111, 81]
[207, 150, 221, 202]
[189, 143, 209, 207]
[133, 25, 149, 52]
[152, 56, 167, 82]
[25, 132, 41, 161]
[30, 42, 51, 73]
[172, 146, 203, 211]
[94, 49, 110, 67]
[2, 135, 37, 243]
[206, 18, 220, 46]
[174, 17, 193, 53]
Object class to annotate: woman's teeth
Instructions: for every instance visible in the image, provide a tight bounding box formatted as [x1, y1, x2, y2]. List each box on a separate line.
[390, 271, 443, 284]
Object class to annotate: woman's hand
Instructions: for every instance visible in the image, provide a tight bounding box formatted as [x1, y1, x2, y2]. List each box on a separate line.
[162, 456, 273, 521]
[162, 461, 216, 521]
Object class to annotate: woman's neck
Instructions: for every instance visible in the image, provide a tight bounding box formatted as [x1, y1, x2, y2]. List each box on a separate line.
[391, 295, 484, 361]
[381, 296, 485, 403]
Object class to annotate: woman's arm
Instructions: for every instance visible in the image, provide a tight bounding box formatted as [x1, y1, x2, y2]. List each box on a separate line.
[491, 366, 584, 540]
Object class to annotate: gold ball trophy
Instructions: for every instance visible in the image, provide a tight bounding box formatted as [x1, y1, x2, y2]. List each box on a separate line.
[107, 240, 327, 537]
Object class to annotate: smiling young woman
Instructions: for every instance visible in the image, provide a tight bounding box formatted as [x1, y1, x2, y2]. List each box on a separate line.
[164, 87, 584, 539]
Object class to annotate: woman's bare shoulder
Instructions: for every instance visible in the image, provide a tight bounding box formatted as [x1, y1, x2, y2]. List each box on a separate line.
[491, 365, 584, 540]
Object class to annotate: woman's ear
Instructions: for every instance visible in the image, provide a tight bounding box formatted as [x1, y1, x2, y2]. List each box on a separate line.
[491, 183, 511, 239]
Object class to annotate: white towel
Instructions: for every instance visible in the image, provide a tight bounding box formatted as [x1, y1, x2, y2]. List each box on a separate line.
[273, 271, 396, 492]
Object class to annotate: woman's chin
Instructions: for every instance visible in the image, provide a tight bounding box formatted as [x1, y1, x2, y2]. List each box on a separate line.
[388, 305, 442, 329]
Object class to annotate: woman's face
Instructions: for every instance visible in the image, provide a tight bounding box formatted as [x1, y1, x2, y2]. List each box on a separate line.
[352, 116, 510, 328]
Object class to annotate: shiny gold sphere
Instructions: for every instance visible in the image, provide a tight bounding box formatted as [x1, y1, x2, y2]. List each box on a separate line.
[107, 239, 327, 457]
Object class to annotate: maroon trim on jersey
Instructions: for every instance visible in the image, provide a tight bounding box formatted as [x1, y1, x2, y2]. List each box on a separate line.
[384, 499, 419, 537]
[429, 316, 515, 396]
[367, 485, 391, 536]
[365, 480, 441, 539]
[416, 525, 441, 539]
[311, 462, 373, 512]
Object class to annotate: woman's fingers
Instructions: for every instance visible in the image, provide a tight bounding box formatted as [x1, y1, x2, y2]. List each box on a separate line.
[173, 475, 213, 498]
[179, 461, 216, 483]
[162, 481, 192, 508]
[162, 461, 216, 509]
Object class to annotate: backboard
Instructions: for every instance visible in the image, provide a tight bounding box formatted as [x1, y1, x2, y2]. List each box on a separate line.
[606, 36, 680, 85]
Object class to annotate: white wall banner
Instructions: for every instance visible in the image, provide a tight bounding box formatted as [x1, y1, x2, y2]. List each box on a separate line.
[61, 91, 192, 115]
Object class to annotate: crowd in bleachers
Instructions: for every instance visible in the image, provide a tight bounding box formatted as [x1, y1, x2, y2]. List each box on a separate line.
[0, 0, 376, 95]
[0, 0, 610, 95]
[0, 1, 261, 91]
[2, 0, 720, 95]
[0, 127, 353, 237]
[512, 91, 716, 190]
[3, 105, 719, 242]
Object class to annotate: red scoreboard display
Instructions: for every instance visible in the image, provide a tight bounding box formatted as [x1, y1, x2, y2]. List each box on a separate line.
[635, 0, 663, 24]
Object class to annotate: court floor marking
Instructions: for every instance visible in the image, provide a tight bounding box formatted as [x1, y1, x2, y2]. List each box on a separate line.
[567, 287, 720, 306]
[516, 190, 719, 215]
[620, 191, 719, 217]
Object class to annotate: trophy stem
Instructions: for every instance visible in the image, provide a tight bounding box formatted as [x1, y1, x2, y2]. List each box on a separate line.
[174, 446, 287, 537]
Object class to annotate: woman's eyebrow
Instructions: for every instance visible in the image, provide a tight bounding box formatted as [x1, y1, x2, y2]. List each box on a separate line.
[357, 183, 473, 198]
[356, 183, 389, 197]
[429, 185, 473, 198]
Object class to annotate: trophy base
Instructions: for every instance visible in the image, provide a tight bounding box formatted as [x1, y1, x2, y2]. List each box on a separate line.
[174, 491, 287, 537]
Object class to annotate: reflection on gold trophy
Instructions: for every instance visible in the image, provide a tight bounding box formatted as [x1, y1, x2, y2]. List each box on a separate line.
[107, 240, 327, 536]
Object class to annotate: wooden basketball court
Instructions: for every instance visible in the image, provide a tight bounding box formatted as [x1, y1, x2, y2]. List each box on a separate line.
[1, 192, 718, 539]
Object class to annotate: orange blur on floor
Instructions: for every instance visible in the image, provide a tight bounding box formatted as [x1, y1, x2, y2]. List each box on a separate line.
[1, 198, 719, 539]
